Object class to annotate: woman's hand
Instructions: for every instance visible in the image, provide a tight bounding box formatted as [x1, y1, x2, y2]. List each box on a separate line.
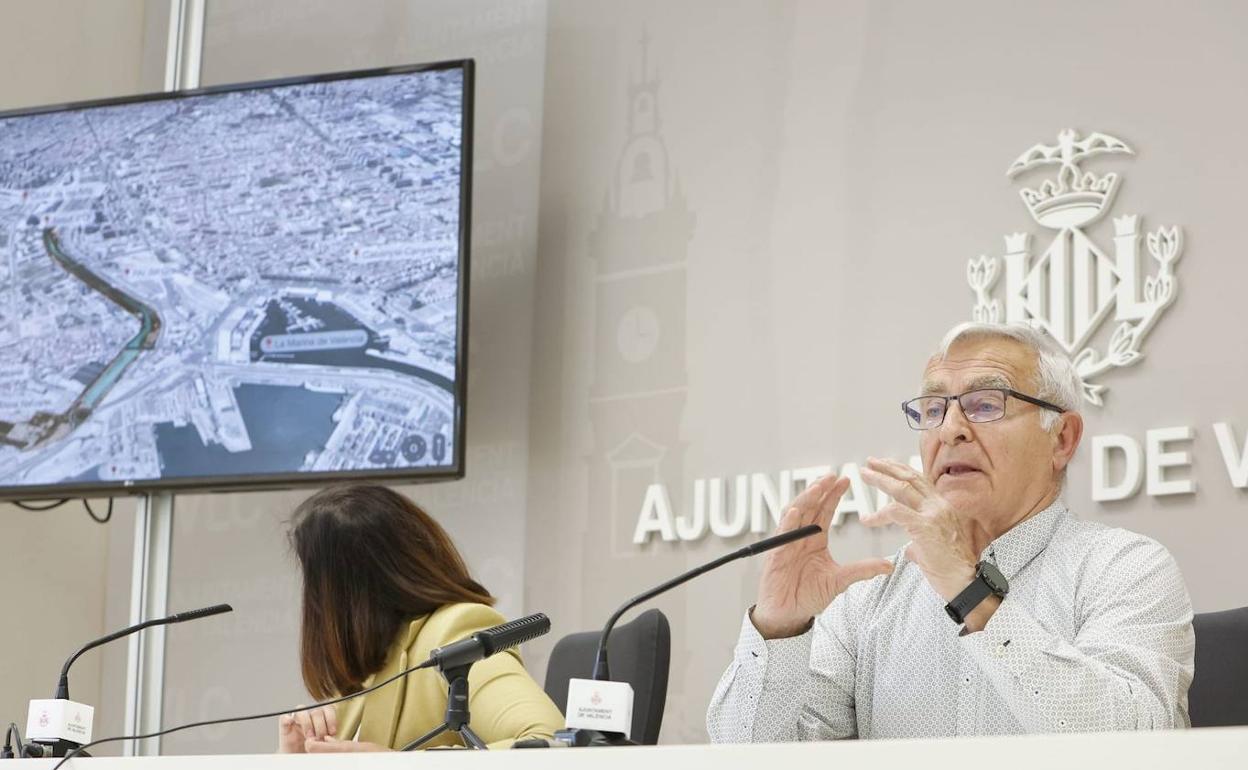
[277, 705, 338, 753]
[305, 737, 389, 753]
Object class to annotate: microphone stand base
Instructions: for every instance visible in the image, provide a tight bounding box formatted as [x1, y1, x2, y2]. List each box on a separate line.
[23, 739, 90, 759]
[400, 664, 489, 751]
[554, 728, 637, 747]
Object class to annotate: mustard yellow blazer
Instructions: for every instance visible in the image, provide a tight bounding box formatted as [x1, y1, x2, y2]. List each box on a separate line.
[335, 602, 564, 750]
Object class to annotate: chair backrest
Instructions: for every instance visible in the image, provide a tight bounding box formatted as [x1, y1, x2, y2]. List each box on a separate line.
[1190, 606, 1248, 727]
[543, 608, 671, 744]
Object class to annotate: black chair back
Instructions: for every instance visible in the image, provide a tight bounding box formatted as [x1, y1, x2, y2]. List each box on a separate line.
[1190, 606, 1248, 727]
[543, 608, 671, 744]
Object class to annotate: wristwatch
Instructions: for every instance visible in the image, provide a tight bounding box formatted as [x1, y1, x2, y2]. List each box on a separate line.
[944, 561, 1009, 625]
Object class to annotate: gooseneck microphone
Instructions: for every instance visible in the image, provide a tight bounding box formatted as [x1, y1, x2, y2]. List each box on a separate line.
[591, 524, 821, 681]
[55, 603, 234, 699]
[46, 611, 552, 768]
[27, 603, 233, 760]
[425, 613, 551, 672]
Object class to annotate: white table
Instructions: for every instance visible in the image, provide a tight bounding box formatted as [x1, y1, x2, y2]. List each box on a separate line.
[24, 727, 1248, 769]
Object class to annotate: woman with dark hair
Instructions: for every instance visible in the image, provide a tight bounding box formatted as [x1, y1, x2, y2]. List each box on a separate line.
[277, 483, 563, 752]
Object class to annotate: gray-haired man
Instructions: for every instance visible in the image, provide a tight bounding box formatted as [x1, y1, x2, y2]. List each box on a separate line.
[707, 323, 1194, 740]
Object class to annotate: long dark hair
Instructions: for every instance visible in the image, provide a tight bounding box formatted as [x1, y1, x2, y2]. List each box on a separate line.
[289, 483, 494, 699]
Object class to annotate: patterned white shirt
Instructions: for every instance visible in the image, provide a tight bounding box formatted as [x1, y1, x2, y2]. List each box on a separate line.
[706, 500, 1194, 741]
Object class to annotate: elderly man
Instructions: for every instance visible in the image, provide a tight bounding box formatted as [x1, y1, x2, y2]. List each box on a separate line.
[707, 322, 1194, 741]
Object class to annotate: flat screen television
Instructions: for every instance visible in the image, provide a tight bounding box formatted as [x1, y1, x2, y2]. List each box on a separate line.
[0, 60, 473, 500]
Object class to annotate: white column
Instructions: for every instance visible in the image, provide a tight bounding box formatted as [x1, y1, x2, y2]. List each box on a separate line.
[123, 492, 175, 756]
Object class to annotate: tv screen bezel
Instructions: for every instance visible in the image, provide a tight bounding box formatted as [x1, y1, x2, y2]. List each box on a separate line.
[0, 58, 473, 501]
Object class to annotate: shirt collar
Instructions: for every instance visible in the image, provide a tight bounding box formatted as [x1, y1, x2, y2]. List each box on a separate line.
[980, 497, 1068, 580]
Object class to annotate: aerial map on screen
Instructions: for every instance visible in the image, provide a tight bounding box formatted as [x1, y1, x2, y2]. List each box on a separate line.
[0, 66, 465, 492]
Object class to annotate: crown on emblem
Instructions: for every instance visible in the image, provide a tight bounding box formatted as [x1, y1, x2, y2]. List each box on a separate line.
[1113, 214, 1138, 236]
[1003, 232, 1030, 254]
[1007, 129, 1134, 230]
[1018, 171, 1118, 228]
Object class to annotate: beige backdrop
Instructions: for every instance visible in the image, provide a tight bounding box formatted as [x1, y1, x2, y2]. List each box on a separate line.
[1, 0, 1245, 754]
[525, 0, 1248, 745]
[0, 0, 550, 756]
[0, 0, 163, 748]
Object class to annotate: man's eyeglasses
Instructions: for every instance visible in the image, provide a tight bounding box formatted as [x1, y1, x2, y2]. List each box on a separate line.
[901, 388, 1066, 430]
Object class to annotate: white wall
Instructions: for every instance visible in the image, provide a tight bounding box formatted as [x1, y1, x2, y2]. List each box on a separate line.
[1, 0, 550, 756]
[0, 0, 161, 750]
[0, 0, 157, 111]
[526, 0, 1248, 743]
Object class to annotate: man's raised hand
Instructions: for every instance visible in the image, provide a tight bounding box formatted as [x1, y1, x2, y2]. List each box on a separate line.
[751, 474, 893, 638]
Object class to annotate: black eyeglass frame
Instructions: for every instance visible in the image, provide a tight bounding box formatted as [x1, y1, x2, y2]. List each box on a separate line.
[901, 388, 1067, 430]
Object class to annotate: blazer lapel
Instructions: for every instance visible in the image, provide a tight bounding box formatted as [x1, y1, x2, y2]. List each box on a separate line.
[359, 616, 428, 748]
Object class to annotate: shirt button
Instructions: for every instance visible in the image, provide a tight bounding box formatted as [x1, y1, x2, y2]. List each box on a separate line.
[964, 677, 972, 684]
[994, 644, 1008, 657]
[1058, 719, 1068, 728]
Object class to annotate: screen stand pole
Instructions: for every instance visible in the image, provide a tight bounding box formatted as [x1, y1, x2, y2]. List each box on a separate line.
[122, 492, 175, 756]
[164, 0, 205, 92]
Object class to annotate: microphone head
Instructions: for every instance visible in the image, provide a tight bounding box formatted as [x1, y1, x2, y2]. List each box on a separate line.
[169, 603, 234, 623]
[477, 613, 551, 656]
[738, 524, 821, 557]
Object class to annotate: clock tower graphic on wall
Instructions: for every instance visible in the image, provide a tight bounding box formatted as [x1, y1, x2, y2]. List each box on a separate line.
[587, 31, 695, 556]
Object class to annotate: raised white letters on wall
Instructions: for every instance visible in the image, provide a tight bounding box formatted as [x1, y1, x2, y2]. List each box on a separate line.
[633, 457, 921, 545]
[1092, 426, 1198, 501]
[1213, 422, 1248, 489]
[636, 424, 1246, 544]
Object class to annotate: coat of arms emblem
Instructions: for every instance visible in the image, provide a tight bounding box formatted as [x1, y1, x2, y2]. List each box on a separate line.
[967, 129, 1183, 405]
